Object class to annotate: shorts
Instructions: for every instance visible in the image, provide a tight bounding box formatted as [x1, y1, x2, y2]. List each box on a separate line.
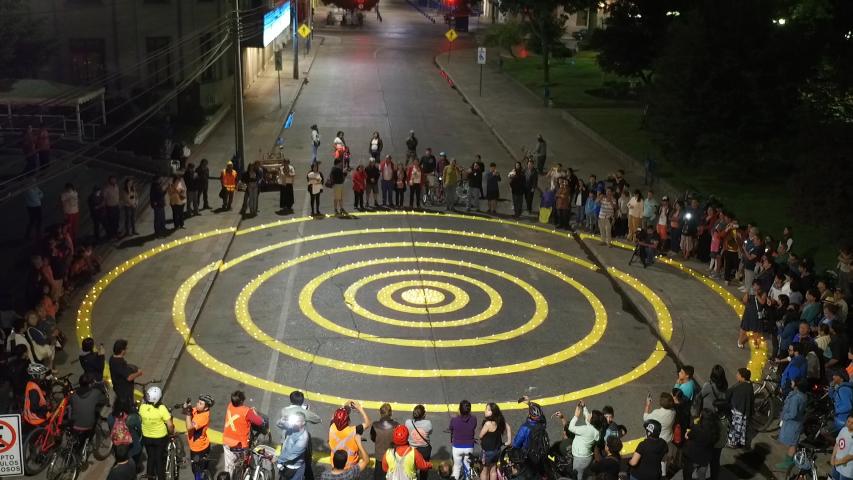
[482, 449, 500, 465]
[367, 183, 378, 194]
[333, 184, 344, 201]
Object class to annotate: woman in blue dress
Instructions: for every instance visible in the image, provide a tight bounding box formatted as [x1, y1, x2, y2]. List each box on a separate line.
[777, 378, 808, 469]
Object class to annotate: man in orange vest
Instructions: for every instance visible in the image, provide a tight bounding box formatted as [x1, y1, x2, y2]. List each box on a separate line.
[23, 363, 51, 430]
[222, 390, 266, 475]
[185, 394, 214, 480]
[328, 400, 371, 470]
[220, 161, 238, 210]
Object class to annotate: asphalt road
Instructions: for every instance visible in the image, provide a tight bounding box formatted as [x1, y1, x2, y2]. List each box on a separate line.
[159, 0, 681, 466]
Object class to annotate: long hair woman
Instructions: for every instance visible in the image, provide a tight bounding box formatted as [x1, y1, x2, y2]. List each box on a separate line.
[479, 402, 512, 480]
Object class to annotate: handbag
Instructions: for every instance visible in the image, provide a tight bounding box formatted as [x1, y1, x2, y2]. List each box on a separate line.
[219, 187, 227, 200]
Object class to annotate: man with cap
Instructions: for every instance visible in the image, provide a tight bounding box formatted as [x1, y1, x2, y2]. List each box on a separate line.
[628, 419, 667, 480]
[328, 401, 371, 470]
[382, 425, 432, 480]
[831, 369, 853, 433]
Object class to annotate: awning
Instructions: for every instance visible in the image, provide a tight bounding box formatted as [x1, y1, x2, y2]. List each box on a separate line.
[0, 78, 105, 107]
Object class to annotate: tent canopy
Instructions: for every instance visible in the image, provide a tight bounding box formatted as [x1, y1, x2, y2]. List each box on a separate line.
[0, 78, 105, 107]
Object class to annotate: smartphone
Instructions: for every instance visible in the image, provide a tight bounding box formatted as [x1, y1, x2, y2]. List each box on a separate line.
[647, 392, 652, 402]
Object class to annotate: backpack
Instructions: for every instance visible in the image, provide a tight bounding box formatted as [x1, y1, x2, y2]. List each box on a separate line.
[388, 448, 415, 480]
[525, 423, 550, 466]
[111, 413, 133, 446]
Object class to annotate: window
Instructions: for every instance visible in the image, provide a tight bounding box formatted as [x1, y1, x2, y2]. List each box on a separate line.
[146, 36, 172, 86]
[69, 38, 106, 84]
[575, 9, 589, 26]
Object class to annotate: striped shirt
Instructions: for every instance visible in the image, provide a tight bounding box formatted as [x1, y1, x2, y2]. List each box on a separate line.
[599, 198, 615, 219]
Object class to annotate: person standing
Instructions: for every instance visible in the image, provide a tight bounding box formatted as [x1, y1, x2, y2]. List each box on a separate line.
[279, 158, 295, 212]
[311, 125, 321, 164]
[643, 190, 659, 229]
[168, 174, 187, 229]
[405, 131, 418, 163]
[598, 189, 616, 247]
[627, 190, 644, 242]
[682, 409, 721, 480]
[443, 158, 460, 211]
[508, 162, 525, 217]
[380, 155, 395, 206]
[405, 405, 433, 480]
[222, 391, 266, 474]
[352, 164, 366, 211]
[307, 163, 324, 216]
[534, 134, 547, 173]
[109, 340, 143, 410]
[832, 414, 853, 480]
[365, 157, 380, 207]
[87, 186, 106, 242]
[628, 420, 667, 480]
[197, 158, 211, 210]
[368, 132, 383, 164]
[103, 176, 121, 239]
[36, 125, 51, 170]
[776, 379, 808, 469]
[184, 394, 214, 480]
[523, 159, 538, 214]
[106, 445, 137, 480]
[394, 164, 407, 207]
[565, 401, 602, 480]
[24, 180, 43, 241]
[219, 162, 238, 210]
[330, 159, 347, 215]
[240, 162, 261, 216]
[449, 400, 477, 480]
[466, 162, 482, 212]
[370, 403, 399, 480]
[184, 164, 200, 217]
[61, 183, 80, 241]
[140, 386, 174, 480]
[150, 176, 167, 236]
[474, 155, 486, 199]
[726, 368, 754, 449]
[120, 178, 139, 236]
[407, 158, 423, 209]
[485, 163, 501, 214]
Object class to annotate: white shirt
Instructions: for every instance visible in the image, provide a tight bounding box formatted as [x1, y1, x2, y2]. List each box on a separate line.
[61, 190, 79, 214]
[643, 408, 675, 443]
[836, 427, 853, 478]
[769, 282, 792, 303]
[311, 130, 321, 146]
[307, 171, 323, 194]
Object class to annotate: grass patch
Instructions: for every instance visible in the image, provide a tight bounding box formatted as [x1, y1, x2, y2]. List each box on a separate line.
[501, 51, 834, 268]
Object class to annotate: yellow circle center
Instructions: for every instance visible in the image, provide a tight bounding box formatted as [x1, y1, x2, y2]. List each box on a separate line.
[400, 287, 446, 306]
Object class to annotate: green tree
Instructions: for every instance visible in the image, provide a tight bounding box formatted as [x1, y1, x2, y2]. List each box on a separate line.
[497, 0, 596, 84]
[0, 0, 53, 78]
[482, 20, 524, 63]
[594, 0, 683, 85]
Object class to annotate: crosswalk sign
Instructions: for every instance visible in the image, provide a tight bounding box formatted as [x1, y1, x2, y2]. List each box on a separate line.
[445, 29, 458, 42]
[298, 24, 312, 39]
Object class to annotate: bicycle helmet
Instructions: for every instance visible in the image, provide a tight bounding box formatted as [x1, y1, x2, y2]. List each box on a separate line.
[527, 402, 544, 422]
[27, 363, 50, 379]
[199, 394, 215, 408]
[439, 152, 447, 157]
[145, 386, 163, 404]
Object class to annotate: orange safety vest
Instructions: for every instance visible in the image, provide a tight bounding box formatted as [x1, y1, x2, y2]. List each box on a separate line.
[187, 409, 210, 452]
[23, 381, 48, 426]
[221, 169, 238, 192]
[222, 404, 251, 448]
[328, 424, 360, 468]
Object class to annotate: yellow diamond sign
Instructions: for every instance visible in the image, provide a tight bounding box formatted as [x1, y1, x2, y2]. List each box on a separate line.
[298, 24, 312, 39]
[445, 29, 458, 42]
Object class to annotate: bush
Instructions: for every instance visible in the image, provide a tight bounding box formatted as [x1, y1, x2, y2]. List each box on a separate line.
[586, 80, 636, 100]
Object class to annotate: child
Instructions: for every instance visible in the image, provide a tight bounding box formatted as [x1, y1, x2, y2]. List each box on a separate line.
[555, 178, 570, 229]
[394, 165, 407, 207]
[584, 191, 597, 232]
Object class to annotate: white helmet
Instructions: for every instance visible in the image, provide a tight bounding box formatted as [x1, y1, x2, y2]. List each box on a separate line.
[145, 386, 163, 404]
[27, 363, 50, 379]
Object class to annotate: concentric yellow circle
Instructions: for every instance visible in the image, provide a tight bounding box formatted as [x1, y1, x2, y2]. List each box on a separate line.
[400, 287, 445, 306]
[346, 270, 501, 326]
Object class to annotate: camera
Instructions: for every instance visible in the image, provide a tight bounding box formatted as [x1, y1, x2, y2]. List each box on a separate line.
[181, 398, 193, 415]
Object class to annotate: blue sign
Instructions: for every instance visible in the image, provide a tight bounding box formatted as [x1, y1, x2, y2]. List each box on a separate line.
[284, 112, 294, 129]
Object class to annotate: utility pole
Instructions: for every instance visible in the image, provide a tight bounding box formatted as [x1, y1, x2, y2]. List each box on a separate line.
[233, 0, 246, 170]
[292, 0, 299, 79]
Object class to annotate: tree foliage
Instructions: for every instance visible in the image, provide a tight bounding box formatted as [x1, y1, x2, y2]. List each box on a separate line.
[482, 20, 524, 59]
[497, 0, 596, 84]
[0, 0, 53, 78]
[593, 0, 682, 84]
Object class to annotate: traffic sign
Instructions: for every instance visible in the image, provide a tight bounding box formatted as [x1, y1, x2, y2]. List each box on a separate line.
[445, 29, 458, 42]
[0, 415, 23, 477]
[477, 47, 486, 65]
[298, 24, 312, 39]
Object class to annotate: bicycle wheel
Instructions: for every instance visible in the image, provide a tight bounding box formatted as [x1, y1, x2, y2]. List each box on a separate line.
[24, 427, 53, 475]
[750, 388, 777, 432]
[91, 417, 113, 460]
[166, 443, 180, 480]
[45, 447, 71, 480]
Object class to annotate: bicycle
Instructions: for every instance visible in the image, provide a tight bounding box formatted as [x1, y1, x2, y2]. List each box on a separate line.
[166, 402, 191, 480]
[228, 414, 272, 480]
[751, 365, 783, 432]
[422, 174, 445, 207]
[24, 373, 74, 475]
[458, 451, 483, 480]
[45, 426, 91, 480]
[242, 445, 278, 480]
[784, 443, 831, 480]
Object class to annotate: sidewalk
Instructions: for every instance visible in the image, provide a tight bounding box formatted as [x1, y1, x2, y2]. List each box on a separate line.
[435, 48, 676, 195]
